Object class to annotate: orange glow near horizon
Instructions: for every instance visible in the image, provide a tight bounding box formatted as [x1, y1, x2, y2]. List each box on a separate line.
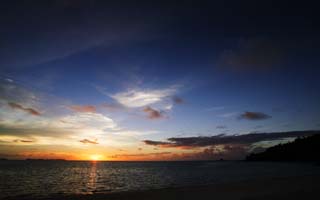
[89, 154, 104, 161]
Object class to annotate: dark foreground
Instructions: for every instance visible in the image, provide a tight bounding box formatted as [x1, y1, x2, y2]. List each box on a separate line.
[7, 175, 320, 200]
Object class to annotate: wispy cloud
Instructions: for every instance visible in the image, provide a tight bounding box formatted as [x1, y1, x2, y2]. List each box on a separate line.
[219, 112, 238, 118]
[69, 105, 96, 113]
[8, 102, 41, 116]
[239, 111, 271, 120]
[111, 87, 178, 108]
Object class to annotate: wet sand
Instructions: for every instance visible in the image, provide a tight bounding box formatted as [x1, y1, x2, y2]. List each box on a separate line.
[8, 175, 320, 200]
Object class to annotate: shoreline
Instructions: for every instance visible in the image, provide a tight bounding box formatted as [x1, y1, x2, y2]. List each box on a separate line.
[7, 175, 320, 200]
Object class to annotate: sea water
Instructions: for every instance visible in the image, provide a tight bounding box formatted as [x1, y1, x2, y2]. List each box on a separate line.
[0, 160, 319, 199]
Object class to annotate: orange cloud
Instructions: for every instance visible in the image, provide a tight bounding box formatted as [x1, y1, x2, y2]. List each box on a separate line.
[8, 102, 41, 116]
[70, 105, 96, 113]
[143, 106, 164, 119]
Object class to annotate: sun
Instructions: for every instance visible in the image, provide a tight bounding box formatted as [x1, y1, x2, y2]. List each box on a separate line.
[89, 154, 103, 161]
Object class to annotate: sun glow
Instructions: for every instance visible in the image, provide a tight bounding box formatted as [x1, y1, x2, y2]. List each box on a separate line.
[89, 154, 104, 161]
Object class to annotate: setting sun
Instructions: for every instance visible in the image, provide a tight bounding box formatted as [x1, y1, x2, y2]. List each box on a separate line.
[90, 154, 104, 161]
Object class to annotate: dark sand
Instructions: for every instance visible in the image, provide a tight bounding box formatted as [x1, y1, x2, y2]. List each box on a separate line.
[8, 175, 320, 200]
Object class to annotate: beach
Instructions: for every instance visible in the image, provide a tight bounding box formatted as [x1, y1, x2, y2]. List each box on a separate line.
[7, 175, 319, 200]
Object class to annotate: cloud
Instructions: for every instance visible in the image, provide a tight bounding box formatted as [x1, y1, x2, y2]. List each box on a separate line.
[170, 145, 249, 160]
[13, 139, 34, 143]
[111, 87, 177, 108]
[0, 79, 38, 104]
[173, 96, 184, 104]
[144, 140, 172, 147]
[0, 112, 118, 138]
[142, 130, 320, 160]
[239, 111, 271, 120]
[8, 102, 41, 116]
[143, 130, 319, 148]
[79, 139, 98, 144]
[58, 113, 117, 130]
[69, 105, 96, 113]
[143, 106, 165, 119]
[219, 38, 286, 71]
[219, 112, 238, 118]
[110, 152, 172, 160]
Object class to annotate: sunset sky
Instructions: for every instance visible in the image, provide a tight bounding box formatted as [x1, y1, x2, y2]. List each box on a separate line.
[0, 1, 319, 160]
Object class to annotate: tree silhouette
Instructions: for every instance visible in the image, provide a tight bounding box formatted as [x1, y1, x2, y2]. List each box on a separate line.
[246, 134, 320, 161]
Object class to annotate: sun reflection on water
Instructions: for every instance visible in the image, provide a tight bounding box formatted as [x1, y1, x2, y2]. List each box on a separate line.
[86, 162, 98, 194]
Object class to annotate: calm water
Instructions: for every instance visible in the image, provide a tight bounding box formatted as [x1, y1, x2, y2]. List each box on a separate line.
[0, 160, 319, 199]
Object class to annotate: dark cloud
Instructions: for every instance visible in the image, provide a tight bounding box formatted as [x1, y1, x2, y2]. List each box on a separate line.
[143, 106, 165, 119]
[239, 111, 271, 120]
[8, 102, 41, 116]
[143, 130, 319, 148]
[70, 105, 96, 113]
[143, 130, 320, 160]
[13, 139, 34, 143]
[175, 144, 249, 160]
[79, 139, 98, 144]
[173, 96, 184, 104]
[216, 125, 227, 129]
[143, 140, 171, 147]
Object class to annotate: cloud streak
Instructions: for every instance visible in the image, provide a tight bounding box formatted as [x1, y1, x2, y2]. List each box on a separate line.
[8, 102, 41, 116]
[70, 105, 96, 113]
[239, 111, 271, 120]
[79, 139, 98, 144]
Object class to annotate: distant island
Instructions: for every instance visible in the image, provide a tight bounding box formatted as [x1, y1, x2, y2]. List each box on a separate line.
[25, 159, 66, 161]
[246, 134, 320, 161]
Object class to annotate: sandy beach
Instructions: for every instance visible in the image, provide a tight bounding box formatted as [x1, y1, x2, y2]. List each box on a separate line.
[7, 175, 319, 200]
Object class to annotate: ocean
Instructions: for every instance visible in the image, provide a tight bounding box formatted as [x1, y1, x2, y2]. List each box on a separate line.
[0, 160, 319, 199]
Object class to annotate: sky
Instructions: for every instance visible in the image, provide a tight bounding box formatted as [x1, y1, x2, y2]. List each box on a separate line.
[0, 0, 319, 161]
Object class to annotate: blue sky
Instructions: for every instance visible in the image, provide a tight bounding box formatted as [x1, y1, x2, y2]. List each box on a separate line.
[0, 0, 319, 160]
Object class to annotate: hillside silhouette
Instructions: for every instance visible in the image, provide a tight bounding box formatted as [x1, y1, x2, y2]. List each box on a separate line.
[246, 134, 320, 161]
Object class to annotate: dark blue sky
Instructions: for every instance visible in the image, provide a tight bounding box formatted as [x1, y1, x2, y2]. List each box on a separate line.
[0, 0, 319, 160]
